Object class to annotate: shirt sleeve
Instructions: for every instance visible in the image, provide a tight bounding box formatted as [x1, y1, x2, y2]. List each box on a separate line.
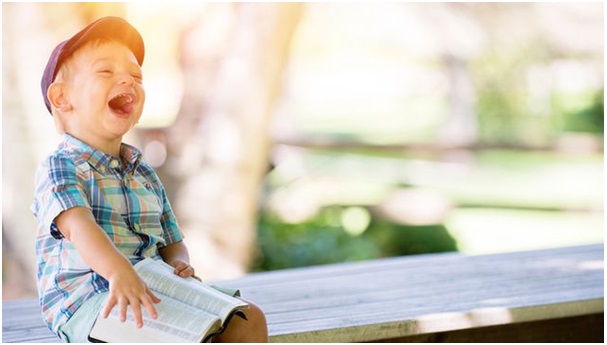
[32, 155, 91, 239]
[140, 163, 184, 246]
[157, 182, 184, 246]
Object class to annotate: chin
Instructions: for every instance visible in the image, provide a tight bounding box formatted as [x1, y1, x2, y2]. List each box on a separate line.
[108, 108, 142, 124]
[105, 118, 139, 136]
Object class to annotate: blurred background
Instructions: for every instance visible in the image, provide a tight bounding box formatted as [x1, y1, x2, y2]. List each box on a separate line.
[2, 2, 603, 300]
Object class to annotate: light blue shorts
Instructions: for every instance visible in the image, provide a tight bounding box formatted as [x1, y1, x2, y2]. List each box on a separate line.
[56, 285, 239, 343]
[57, 292, 108, 343]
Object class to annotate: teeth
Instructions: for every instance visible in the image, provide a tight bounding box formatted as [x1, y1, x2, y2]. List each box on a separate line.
[112, 94, 133, 103]
[109, 93, 135, 111]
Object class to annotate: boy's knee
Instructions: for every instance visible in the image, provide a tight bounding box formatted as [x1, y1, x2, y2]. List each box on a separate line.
[216, 300, 268, 342]
[244, 302, 267, 327]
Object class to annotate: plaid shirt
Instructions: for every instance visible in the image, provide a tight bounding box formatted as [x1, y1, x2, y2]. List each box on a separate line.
[32, 134, 183, 333]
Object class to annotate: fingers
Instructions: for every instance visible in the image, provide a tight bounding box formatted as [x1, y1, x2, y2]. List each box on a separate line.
[120, 297, 147, 328]
[148, 287, 162, 304]
[142, 295, 159, 323]
[173, 261, 196, 278]
[103, 289, 160, 328]
[119, 297, 128, 323]
[102, 295, 117, 319]
[180, 265, 195, 278]
[130, 299, 143, 328]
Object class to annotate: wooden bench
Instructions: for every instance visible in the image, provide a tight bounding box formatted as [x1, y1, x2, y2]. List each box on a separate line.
[3, 244, 603, 342]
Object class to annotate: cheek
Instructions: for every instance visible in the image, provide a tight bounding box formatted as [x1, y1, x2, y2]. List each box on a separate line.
[138, 86, 146, 106]
[77, 82, 108, 110]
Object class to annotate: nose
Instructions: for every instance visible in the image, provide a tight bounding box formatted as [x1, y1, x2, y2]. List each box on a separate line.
[118, 73, 135, 86]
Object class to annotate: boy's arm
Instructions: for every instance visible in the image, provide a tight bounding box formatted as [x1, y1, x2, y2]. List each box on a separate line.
[54, 206, 160, 328]
[159, 241, 199, 280]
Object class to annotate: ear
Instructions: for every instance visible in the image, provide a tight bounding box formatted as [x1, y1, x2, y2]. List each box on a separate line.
[47, 82, 72, 112]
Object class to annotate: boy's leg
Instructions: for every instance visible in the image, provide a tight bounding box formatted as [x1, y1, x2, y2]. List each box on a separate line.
[214, 299, 269, 343]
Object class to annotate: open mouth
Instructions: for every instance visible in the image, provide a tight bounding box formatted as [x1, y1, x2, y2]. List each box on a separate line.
[108, 93, 136, 116]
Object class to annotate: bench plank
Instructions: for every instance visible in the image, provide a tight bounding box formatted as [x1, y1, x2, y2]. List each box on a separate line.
[224, 244, 603, 342]
[2, 299, 59, 343]
[2, 244, 603, 343]
[376, 313, 604, 343]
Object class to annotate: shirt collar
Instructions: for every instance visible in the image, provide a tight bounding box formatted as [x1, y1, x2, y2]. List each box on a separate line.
[61, 134, 142, 175]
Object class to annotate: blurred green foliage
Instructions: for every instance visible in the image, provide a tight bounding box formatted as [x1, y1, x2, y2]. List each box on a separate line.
[472, 44, 603, 145]
[253, 146, 602, 271]
[473, 51, 536, 145]
[561, 90, 604, 134]
[253, 208, 457, 271]
[252, 28, 603, 272]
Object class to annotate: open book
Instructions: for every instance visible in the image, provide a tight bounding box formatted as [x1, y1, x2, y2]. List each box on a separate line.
[88, 258, 248, 343]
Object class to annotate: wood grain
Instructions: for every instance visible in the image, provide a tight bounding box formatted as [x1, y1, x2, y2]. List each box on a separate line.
[3, 244, 603, 343]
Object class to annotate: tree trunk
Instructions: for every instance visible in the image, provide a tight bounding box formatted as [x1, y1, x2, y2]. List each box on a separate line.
[161, 3, 304, 279]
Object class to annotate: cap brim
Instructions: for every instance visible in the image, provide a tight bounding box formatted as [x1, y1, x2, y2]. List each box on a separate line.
[59, 16, 145, 76]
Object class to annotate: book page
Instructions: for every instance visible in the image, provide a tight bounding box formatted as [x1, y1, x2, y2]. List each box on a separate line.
[89, 291, 221, 343]
[134, 258, 248, 322]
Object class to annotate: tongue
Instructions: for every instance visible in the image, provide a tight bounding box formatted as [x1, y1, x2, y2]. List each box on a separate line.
[118, 102, 133, 114]
[109, 97, 133, 115]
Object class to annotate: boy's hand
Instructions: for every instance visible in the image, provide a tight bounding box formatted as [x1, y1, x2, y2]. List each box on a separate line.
[159, 241, 201, 281]
[170, 259, 201, 281]
[102, 267, 161, 328]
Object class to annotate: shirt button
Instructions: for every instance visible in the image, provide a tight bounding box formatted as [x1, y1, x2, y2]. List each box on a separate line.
[99, 166, 106, 173]
[110, 159, 120, 168]
[133, 224, 140, 231]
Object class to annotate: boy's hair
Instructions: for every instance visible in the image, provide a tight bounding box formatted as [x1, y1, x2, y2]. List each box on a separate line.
[41, 16, 145, 115]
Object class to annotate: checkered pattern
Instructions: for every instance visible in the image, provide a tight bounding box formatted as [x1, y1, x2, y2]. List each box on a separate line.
[32, 134, 183, 333]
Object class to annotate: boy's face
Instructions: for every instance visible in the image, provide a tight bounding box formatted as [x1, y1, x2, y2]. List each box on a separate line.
[58, 40, 145, 145]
